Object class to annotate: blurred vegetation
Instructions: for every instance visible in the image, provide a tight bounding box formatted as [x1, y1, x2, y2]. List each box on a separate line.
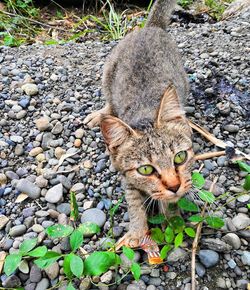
[0, 0, 234, 47]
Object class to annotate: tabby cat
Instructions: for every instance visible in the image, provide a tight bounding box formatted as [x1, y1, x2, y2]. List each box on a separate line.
[84, 0, 194, 247]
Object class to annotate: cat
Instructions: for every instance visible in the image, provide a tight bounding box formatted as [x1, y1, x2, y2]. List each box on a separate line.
[84, 0, 194, 248]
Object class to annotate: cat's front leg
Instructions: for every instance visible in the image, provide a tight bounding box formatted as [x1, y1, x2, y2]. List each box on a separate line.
[83, 103, 112, 128]
[116, 188, 148, 250]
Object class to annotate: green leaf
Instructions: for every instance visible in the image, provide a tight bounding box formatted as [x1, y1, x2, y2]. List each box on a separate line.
[4, 35, 15, 46]
[131, 262, 141, 281]
[164, 226, 174, 243]
[27, 246, 48, 257]
[169, 216, 185, 232]
[174, 232, 183, 248]
[70, 254, 84, 278]
[236, 161, 250, 173]
[78, 222, 100, 236]
[192, 172, 205, 189]
[160, 244, 172, 260]
[188, 215, 204, 223]
[148, 214, 166, 224]
[66, 282, 75, 290]
[46, 224, 74, 238]
[19, 238, 37, 255]
[247, 203, 250, 209]
[84, 251, 120, 276]
[109, 195, 124, 216]
[70, 230, 83, 251]
[4, 253, 22, 276]
[243, 175, 250, 191]
[122, 246, 135, 260]
[63, 253, 73, 278]
[151, 228, 165, 244]
[177, 198, 199, 212]
[70, 191, 79, 222]
[198, 190, 215, 203]
[184, 227, 196, 238]
[205, 216, 224, 229]
[34, 251, 62, 269]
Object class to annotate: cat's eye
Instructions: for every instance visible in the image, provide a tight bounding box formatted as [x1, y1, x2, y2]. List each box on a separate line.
[174, 151, 188, 165]
[137, 165, 155, 175]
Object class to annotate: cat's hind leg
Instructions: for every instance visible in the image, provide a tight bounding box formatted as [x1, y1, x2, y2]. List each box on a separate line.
[83, 104, 111, 128]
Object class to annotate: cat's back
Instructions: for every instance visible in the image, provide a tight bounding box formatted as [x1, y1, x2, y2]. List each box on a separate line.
[103, 27, 189, 129]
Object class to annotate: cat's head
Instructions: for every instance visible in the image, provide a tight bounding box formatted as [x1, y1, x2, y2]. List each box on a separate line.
[101, 85, 194, 202]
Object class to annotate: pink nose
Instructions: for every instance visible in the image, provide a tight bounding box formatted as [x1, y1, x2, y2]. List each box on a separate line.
[168, 184, 180, 193]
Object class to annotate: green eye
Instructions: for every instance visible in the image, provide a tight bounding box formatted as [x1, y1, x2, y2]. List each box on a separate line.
[137, 165, 155, 175]
[174, 151, 188, 165]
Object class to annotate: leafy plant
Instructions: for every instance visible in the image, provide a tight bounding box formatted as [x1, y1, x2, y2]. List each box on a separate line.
[236, 161, 250, 191]
[204, 0, 233, 20]
[177, 0, 193, 9]
[122, 246, 141, 281]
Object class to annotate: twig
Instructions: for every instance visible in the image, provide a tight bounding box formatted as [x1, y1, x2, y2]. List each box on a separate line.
[191, 176, 218, 290]
[0, 10, 69, 32]
[195, 151, 225, 160]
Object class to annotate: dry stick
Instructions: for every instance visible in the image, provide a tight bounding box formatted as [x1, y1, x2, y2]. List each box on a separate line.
[195, 151, 225, 161]
[191, 176, 218, 290]
[0, 10, 69, 32]
[188, 120, 250, 161]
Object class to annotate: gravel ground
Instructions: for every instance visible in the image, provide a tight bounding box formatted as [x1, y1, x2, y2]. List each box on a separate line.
[0, 6, 250, 290]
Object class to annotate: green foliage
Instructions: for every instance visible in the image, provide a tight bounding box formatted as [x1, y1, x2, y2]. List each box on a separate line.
[70, 254, 84, 278]
[177, 0, 193, 9]
[78, 222, 100, 236]
[205, 216, 224, 229]
[148, 214, 166, 224]
[131, 262, 141, 281]
[192, 172, 205, 189]
[70, 229, 84, 251]
[4, 253, 22, 276]
[243, 175, 250, 191]
[34, 251, 62, 269]
[198, 189, 215, 203]
[177, 197, 199, 212]
[19, 238, 37, 255]
[151, 228, 165, 244]
[70, 191, 79, 221]
[204, 0, 233, 20]
[122, 246, 135, 260]
[46, 224, 74, 238]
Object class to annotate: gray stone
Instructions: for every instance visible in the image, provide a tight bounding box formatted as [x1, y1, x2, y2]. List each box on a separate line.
[232, 213, 250, 230]
[79, 277, 91, 290]
[147, 286, 156, 290]
[51, 121, 63, 134]
[120, 251, 140, 269]
[30, 264, 42, 283]
[222, 233, 241, 250]
[100, 270, 113, 284]
[44, 262, 59, 280]
[195, 262, 206, 277]
[167, 248, 188, 263]
[237, 194, 250, 203]
[241, 251, 250, 266]
[0, 215, 9, 230]
[57, 203, 71, 215]
[9, 225, 27, 237]
[14, 178, 41, 199]
[216, 277, 227, 289]
[228, 259, 237, 269]
[81, 208, 106, 228]
[224, 124, 239, 133]
[148, 278, 162, 286]
[201, 238, 232, 252]
[198, 250, 219, 268]
[25, 283, 36, 290]
[71, 182, 85, 194]
[2, 275, 21, 288]
[35, 278, 50, 290]
[45, 184, 63, 203]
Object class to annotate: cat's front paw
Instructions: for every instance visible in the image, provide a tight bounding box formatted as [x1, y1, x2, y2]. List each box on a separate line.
[115, 229, 148, 250]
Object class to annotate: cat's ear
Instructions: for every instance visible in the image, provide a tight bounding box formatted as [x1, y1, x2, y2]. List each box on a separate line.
[156, 84, 186, 127]
[100, 116, 138, 153]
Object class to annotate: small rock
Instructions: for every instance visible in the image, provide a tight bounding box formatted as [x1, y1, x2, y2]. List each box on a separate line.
[228, 259, 237, 269]
[74, 139, 82, 147]
[71, 183, 85, 194]
[120, 251, 140, 269]
[0, 214, 9, 230]
[51, 121, 63, 134]
[29, 147, 43, 157]
[21, 83, 38, 96]
[54, 147, 66, 159]
[216, 277, 227, 289]
[222, 233, 241, 250]
[148, 278, 162, 286]
[198, 249, 219, 268]
[195, 262, 206, 277]
[79, 277, 91, 290]
[83, 200, 94, 210]
[75, 128, 85, 139]
[45, 184, 63, 203]
[2, 275, 21, 288]
[147, 286, 156, 290]
[57, 203, 71, 215]
[237, 194, 250, 203]
[83, 160, 93, 169]
[32, 224, 44, 233]
[202, 238, 232, 252]
[0, 173, 7, 185]
[241, 251, 250, 266]
[232, 213, 250, 230]
[224, 124, 239, 133]
[35, 117, 50, 131]
[100, 270, 113, 284]
[35, 278, 50, 290]
[44, 262, 59, 280]
[14, 178, 41, 199]
[81, 208, 106, 228]
[9, 225, 27, 237]
[167, 248, 188, 263]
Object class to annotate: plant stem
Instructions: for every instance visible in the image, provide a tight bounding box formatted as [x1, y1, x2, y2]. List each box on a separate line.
[191, 176, 218, 290]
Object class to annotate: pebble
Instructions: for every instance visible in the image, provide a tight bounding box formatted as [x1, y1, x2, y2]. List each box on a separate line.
[57, 203, 71, 215]
[224, 124, 239, 133]
[232, 213, 250, 230]
[148, 278, 162, 286]
[54, 147, 66, 159]
[30, 264, 42, 283]
[216, 277, 227, 289]
[167, 248, 188, 263]
[202, 238, 232, 252]
[71, 183, 85, 194]
[120, 251, 140, 269]
[0, 173, 7, 185]
[241, 251, 250, 266]
[195, 262, 206, 277]
[222, 233, 241, 250]
[14, 178, 41, 199]
[100, 270, 113, 284]
[75, 128, 85, 139]
[35, 278, 50, 290]
[2, 275, 21, 288]
[29, 147, 43, 157]
[45, 183, 63, 203]
[81, 208, 106, 227]
[9, 225, 27, 237]
[35, 117, 50, 131]
[237, 194, 250, 203]
[21, 83, 39, 96]
[44, 262, 59, 280]
[0, 214, 9, 230]
[228, 259, 237, 269]
[198, 249, 219, 268]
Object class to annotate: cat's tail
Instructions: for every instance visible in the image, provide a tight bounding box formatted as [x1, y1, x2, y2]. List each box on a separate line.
[145, 0, 176, 30]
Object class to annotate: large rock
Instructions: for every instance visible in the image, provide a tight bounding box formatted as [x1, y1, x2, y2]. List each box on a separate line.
[198, 249, 219, 268]
[232, 213, 250, 230]
[14, 179, 41, 199]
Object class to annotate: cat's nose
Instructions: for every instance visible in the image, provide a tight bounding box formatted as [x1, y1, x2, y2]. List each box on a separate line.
[168, 184, 180, 193]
